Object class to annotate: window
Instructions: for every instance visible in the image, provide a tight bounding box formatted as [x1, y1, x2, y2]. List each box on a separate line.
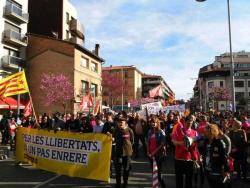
[220, 81, 224, 87]
[221, 63, 230, 68]
[207, 81, 214, 89]
[80, 57, 89, 68]
[81, 81, 89, 95]
[235, 63, 250, 68]
[6, 0, 21, 8]
[248, 81, 250, 87]
[235, 81, 244, 87]
[90, 83, 98, 96]
[124, 70, 128, 78]
[66, 12, 69, 23]
[235, 92, 245, 101]
[90, 61, 98, 72]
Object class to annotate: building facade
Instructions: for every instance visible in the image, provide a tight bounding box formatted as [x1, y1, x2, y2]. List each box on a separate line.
[28, 0, 84, 45]
[0, 0, 28, 78]
[102, 66, 142, 108]
[194, 51, 250, 112]
[142, 74, 175, 100]
[26, 34, 104, 114]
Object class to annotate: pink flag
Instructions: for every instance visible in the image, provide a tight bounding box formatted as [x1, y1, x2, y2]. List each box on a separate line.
[152, 157, 159, 188]
[88, 95, 94, 107]
[80, 95, 89, 110]
[149, 85, 163, 98]
[24, 100, 32, 117]
[94, 100, 100, 114]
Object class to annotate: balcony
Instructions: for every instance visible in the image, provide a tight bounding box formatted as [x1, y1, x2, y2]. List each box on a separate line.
[4, 3, 29, 24]
[69, 19, 84, 39]
[1, 55, 24, 69]
[3, 29, 28, 47]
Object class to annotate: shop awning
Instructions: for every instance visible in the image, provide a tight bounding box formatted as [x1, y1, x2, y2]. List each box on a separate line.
[0, 99, 10, 109]
[0, 97, 26, 109]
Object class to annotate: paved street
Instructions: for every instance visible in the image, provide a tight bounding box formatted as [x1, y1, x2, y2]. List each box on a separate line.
[0, 151, 249, 188]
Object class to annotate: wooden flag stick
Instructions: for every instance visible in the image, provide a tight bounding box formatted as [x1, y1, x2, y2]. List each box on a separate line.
[28, 91, 38, 125]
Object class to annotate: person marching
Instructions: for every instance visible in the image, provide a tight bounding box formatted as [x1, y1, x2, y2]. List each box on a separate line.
[205, 124, 231, 188]
[114, 116, 134, 188]
[147, 116, 166, 188]
[9, 117, 17, 150]
[229, 119, 248, 180]
[172, 115, 199, 188]
[134, 113, 147, 158]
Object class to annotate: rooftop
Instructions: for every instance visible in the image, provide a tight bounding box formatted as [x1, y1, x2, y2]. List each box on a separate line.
[27, 33, 105, 62]
[142, 73, 161, 78]
[102, 65, 143, 74]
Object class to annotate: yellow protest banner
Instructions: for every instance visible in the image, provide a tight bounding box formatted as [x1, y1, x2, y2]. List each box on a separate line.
[15, 127, 112, 182]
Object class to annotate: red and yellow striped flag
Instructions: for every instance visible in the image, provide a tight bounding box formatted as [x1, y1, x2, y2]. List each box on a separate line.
[0, 71, 29, 98]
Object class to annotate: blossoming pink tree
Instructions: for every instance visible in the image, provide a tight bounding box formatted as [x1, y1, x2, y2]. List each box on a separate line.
[102, 72, 126, 108]
[40, 73, 74, 113]
[208, 87, 231, 110]
[209, 87, 231, 101]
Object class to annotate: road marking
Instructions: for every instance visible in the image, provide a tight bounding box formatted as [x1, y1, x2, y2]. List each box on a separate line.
[0, 182, 41, 185]
[132, 172, 176, 177]
[33, 175, 61, 188]
[0, 158, 14, 162]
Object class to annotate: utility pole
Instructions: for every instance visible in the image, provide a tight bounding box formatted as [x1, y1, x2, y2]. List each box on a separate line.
[195, 0, 235, 112]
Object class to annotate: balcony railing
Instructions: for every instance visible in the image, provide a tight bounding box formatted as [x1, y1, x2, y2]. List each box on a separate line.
[4, 3, 29, 23]
[143, 80, 161, 84]
[69, 19, 84, 39]
[3, 29, 28, 47]
[1, 55, 24, 69]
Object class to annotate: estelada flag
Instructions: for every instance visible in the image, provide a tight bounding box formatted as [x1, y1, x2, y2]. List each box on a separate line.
[24, 100, 32, 117]
[0, 71, 29, 98]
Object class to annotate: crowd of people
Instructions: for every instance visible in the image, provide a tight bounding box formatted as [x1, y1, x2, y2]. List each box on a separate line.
[0, 109, 250, 188]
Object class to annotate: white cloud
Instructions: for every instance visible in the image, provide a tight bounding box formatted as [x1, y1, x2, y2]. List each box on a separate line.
[72, 0, 250, 100]
[73, 0, 128, 30]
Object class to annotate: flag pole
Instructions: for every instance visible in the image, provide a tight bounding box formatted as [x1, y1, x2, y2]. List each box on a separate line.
[28, 88, 38, 124]
[17, 67, 22, 117]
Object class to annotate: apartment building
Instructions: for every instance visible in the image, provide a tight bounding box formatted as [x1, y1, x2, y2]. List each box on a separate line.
[0, 0, 28, 78]
[194, 51, 250, 111]
[142, 74, 175, 100]
[28, 0, 84, 45]
[26, 34, 104, 114]
[102, 66, 142, 108]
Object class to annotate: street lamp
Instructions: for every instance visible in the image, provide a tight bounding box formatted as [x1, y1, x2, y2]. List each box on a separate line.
[195, 0, 236, 112]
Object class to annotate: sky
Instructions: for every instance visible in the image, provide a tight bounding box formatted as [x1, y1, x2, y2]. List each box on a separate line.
[71, 0, 250, 100]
